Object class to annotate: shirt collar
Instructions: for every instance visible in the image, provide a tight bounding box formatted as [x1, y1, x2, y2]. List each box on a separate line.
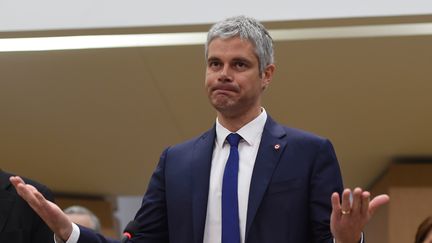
[215, 108, 267, 147]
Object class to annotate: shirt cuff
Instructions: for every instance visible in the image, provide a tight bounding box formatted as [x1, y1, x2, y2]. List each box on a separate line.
[54, 223, 80, 243]
[333, 232, 364, 243]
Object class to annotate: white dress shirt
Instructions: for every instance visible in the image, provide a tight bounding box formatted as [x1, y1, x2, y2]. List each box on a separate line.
[55, 223, 80, 243]
[203, 109, 267, 243]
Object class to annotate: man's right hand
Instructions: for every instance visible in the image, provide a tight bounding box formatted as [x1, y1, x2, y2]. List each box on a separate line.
[10, 176, 73, 241]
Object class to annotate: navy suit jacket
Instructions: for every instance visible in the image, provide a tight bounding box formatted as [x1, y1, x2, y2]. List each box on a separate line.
[79, 116, 344, 243]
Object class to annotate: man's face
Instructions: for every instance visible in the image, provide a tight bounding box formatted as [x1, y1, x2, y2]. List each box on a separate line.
[205, 37, 273, 116]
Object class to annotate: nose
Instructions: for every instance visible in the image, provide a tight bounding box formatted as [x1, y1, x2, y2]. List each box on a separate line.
[218, 65, 233, 83]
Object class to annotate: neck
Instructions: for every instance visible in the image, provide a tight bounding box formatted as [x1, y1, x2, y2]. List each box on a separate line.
[217, 106, 262, 132]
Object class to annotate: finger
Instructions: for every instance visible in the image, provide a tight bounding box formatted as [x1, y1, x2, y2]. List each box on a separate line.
[10, 176, 36, 201]
[351, 187, 362, 214]
[11, 176, 73, 240]
[369, 194, 390, 216]
[341, 188, 352, 214]
[331, 192, 342, 220]
[360, 191, 370, 216]
[24, 188, 45, 212]
[9, 175, 25, 187]
[331, 193, 341, 209]
[11, 176, 51, 219]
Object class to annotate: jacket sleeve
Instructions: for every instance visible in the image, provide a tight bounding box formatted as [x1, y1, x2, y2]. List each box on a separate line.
[77, 225, 119, 243]
[309, 139, 344, 243]
[129, 148, 170, 243]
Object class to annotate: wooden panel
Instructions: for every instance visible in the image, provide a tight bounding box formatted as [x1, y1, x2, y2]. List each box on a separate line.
[389, 187, 432, 243]
[366, 162, 432, 243]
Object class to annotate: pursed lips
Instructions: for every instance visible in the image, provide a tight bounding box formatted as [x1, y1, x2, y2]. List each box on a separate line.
[211, 84, 239, 95]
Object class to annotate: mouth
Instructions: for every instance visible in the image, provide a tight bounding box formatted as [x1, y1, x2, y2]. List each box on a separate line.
[210, 84, 239, 94]
[212, 89, 235, 96]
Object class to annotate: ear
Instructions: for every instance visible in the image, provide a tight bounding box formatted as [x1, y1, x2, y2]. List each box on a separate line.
[261, 64, 276, 90]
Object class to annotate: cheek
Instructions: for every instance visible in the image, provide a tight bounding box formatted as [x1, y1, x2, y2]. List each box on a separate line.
[204, 77, 213, 92]
[204, 76, 210, 86]
[205, 72, 217, 85]
[249, 78, 265, 91]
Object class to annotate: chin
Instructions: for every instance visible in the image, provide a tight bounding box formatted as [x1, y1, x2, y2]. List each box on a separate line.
[212, 102, 242, 116]
[211, 96, 232, 108]
[212, 103, 230, 112]
[212, 102, 231, 112]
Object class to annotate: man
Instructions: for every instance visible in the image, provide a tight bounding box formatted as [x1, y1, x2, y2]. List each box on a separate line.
[64, 206, 101, 233]
[0, 169, 54, 242]
[10, 16, 389, 243]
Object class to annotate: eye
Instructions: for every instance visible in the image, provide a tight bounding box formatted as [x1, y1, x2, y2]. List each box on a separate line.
[233, 61, 248, 71]
[208, 60, 222, 70]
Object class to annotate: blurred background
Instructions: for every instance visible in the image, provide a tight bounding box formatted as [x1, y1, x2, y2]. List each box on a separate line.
[1, 1, 432, 242]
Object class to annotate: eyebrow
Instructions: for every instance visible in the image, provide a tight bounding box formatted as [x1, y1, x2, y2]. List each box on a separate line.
[207, 57, 220, 62]
[207, 57, 220, 61]
[231, 57, 251, 63]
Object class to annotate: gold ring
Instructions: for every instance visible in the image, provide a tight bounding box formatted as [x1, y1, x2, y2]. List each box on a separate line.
[341, 209, 351, 215]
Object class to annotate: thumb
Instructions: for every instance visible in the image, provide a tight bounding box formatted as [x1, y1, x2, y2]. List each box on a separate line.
[369, 194, 390, 216]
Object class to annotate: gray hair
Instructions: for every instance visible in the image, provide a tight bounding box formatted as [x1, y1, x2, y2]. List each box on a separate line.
[205, 15, 274, 75]
[64, 205, 101, 232]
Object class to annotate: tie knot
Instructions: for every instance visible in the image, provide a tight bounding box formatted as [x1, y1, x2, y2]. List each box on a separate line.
[226, 133, 241, 147]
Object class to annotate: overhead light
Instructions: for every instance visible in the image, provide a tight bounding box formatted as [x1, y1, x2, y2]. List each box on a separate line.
[1, 23, 432, 52]
[0, 32, 207, 52]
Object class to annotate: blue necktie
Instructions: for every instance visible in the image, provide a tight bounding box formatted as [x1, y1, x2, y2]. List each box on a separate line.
[222, 133, 242, 243]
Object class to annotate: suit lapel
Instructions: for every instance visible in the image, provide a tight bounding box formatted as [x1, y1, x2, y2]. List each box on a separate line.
[245, 117, 287, 239]
[191, 127, 216, 243]
[0, 171, 16, 233]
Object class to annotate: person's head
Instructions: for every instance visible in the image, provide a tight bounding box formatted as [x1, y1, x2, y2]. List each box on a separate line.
[416, 216, 432, 243]
[205, 15, 274, 76]
[64, 205, 101, 232]
[204, 16, 276, 121]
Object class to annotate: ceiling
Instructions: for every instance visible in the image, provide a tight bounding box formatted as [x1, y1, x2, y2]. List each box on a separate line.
[1, 15, 431, 196]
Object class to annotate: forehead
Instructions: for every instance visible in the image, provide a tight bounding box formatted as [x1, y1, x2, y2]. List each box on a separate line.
[207, 37, 257, 61]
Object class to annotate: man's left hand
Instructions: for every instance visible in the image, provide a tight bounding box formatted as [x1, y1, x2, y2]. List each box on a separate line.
[330, 187, 390, 243]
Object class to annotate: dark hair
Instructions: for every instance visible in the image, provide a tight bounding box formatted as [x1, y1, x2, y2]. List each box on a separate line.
[415, 216, 432, 243]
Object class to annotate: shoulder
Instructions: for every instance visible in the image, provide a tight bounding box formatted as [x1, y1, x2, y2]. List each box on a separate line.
[284, 126, 325, 140]
[166, 127, 215, 152]
[264, 117, 336, 157]
[266, 116, 329, 144]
